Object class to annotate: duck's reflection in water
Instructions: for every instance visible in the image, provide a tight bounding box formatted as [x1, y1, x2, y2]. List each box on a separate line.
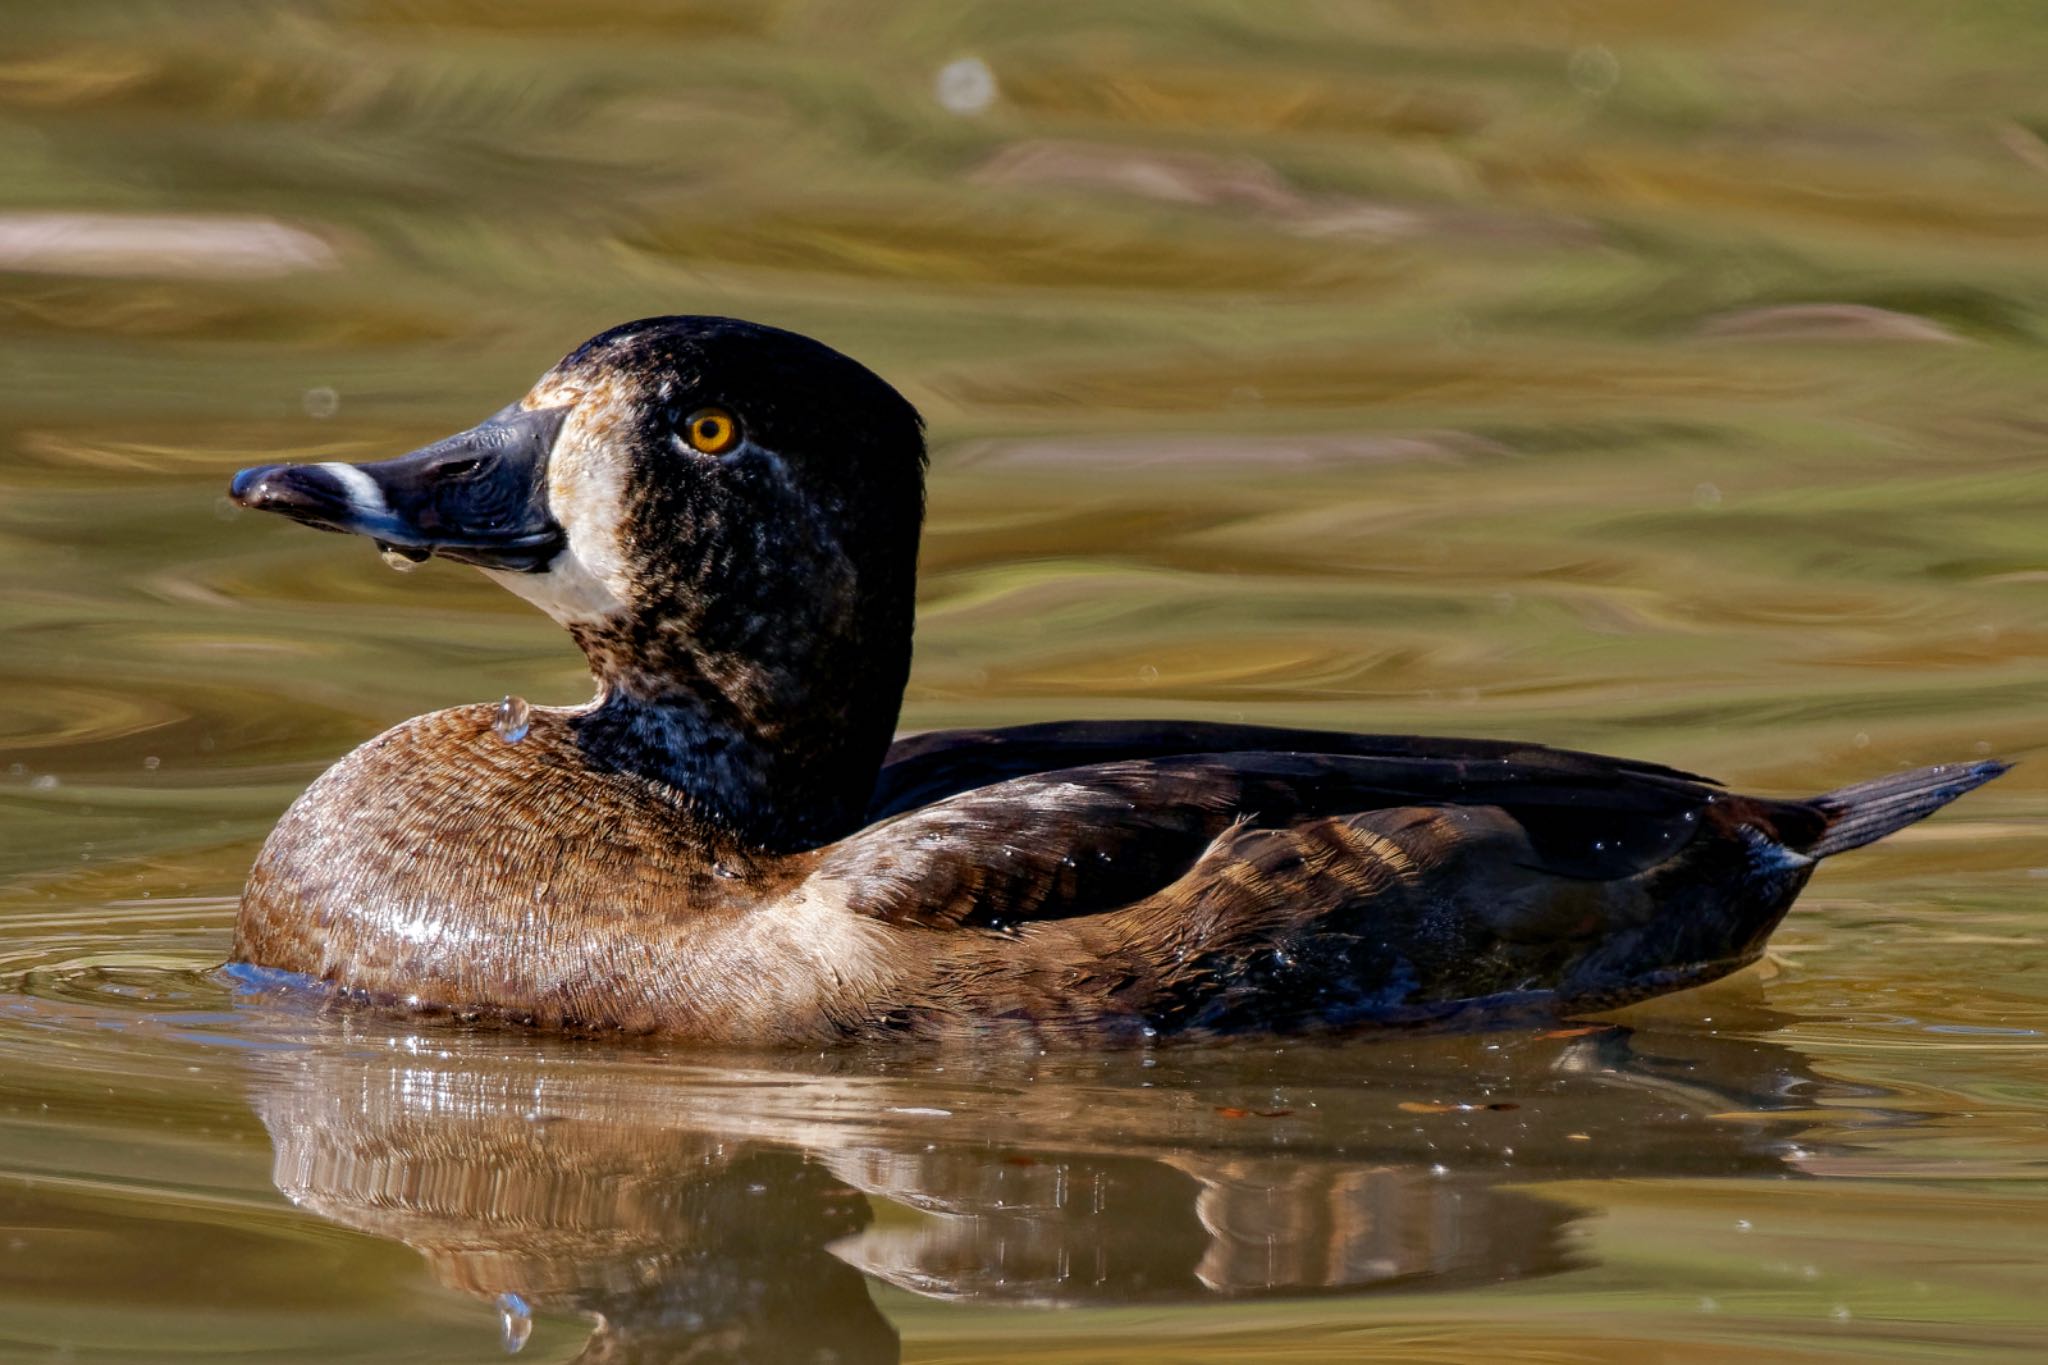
[248, 1009, 1837, 1362]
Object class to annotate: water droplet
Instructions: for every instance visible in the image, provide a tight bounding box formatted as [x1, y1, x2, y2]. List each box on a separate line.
[493, 695, 532, 745]
[934, 56, 996, 114]
[142, 755, 160, 771]
[379, 541, 427, 572]
[302, 386, 340, 419]
[1693, 481, 1722, 509]
[29, 774, 58, 791]
[1830, 1304, 1852, 1322]
[496, 1292, 532, 1354]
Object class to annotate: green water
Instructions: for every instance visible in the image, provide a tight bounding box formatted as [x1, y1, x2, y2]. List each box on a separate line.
[3, 2, 2047, 1360]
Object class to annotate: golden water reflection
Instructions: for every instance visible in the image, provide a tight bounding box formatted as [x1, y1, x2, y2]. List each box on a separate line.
[247, 1019, 1827, 1361]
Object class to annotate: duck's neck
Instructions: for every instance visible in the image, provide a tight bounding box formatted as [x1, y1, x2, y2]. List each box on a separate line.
[564, 607, 911, 853]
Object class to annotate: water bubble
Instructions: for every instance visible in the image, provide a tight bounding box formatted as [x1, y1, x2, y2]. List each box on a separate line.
[1568, 45, 1621, 97]
[935, 57, 996, 114]
[29, 774, 58, 791]
[142, 755, 160, 771]
[302, 386, 340, 419]
[496, 1291, 532, 1354]
[493, 695, 532, 745]
[1693, 481, 1723, 509]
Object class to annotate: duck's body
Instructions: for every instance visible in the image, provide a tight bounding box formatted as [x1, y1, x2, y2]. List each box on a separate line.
[228, 317, 2004, 1043]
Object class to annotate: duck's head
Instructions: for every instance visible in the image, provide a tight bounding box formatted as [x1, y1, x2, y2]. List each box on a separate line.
[232, 316, 927, 849]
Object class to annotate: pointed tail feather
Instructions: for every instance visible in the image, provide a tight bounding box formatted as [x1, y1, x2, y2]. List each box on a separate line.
[1801, 760, 2009, 860]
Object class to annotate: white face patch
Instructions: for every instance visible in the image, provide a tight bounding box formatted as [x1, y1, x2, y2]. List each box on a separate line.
[318, 461, 387, 518]
[475, 410, 630, 627]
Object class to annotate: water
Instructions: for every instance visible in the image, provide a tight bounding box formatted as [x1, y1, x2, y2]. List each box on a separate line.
[2, 2, 2046, 1360]
[492, 694, 531, 745]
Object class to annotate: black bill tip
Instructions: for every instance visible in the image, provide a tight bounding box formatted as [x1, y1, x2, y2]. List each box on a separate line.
[228, 462, 362, 533]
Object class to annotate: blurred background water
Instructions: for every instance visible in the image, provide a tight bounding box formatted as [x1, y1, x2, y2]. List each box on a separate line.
[1, 2, 2046, 1361]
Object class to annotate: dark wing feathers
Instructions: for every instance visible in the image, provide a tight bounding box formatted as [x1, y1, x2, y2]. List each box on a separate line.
[833, 723, 2003, 1032]
[868, 719, 1716, 821]
[819, 759, 1242, 930]
[830, 747, 1737, 933]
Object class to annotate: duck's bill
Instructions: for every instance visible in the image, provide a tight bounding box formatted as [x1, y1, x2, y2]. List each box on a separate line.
[229, 403, 569, 573]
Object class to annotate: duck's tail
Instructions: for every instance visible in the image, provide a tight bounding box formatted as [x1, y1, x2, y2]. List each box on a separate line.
[1801, 760, 2009, 860]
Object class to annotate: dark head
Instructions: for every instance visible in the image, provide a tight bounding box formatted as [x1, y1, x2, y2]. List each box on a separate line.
[232, 317, 927, 850]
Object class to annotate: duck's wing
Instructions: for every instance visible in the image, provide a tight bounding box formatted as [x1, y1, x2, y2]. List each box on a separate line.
[869, 720, 1713, 821]
[831, 746, 2000, 1035]
[826, 748, 1800, 933]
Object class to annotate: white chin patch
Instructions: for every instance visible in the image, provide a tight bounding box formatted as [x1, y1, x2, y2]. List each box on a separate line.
[480, 549, 626, 627]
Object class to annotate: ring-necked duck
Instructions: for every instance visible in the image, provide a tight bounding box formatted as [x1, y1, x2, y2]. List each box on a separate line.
[227, 317, 2005, 1042]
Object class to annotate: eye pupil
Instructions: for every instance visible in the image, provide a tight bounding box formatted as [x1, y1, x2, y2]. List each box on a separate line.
[684, 407, 738, 453]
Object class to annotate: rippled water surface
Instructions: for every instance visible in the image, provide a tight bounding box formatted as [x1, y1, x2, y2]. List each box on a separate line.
[3, 3, 2047, 1361]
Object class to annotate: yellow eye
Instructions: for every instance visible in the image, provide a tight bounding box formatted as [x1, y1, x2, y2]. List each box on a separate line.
[683, 407, 740, 455]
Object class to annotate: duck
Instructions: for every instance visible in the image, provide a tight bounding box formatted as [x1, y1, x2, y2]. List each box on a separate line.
[226, 316, 2007, 1044]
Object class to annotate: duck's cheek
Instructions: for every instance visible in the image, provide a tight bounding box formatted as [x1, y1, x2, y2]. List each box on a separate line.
[477, 440, 632, 626]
